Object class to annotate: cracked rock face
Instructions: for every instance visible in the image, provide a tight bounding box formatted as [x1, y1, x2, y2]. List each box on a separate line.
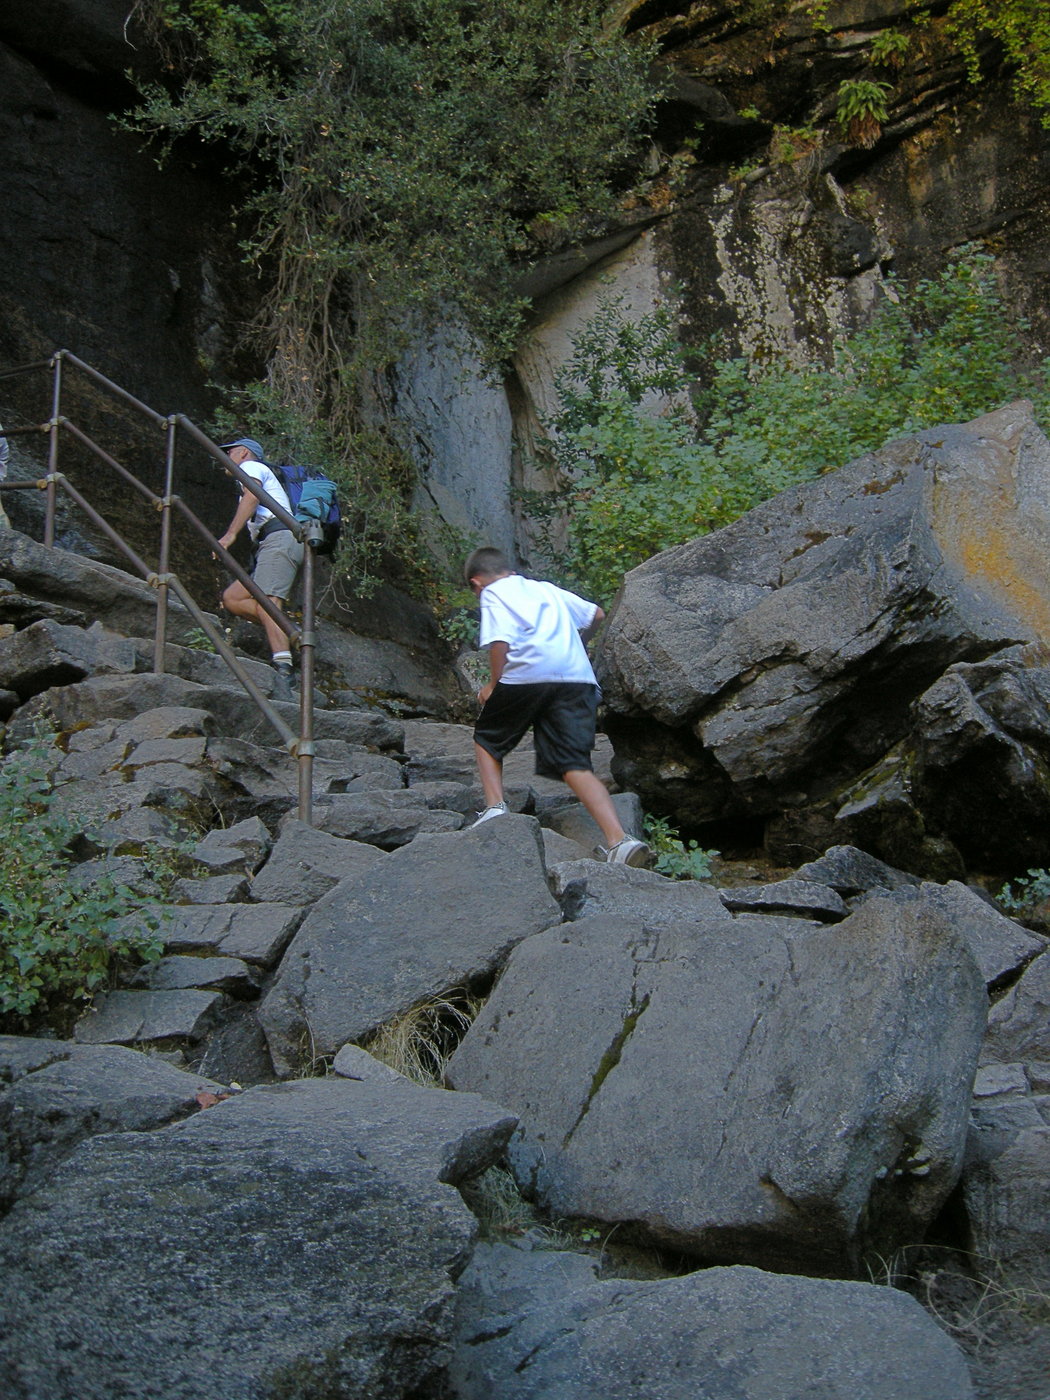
[447, 893, 987, 1274]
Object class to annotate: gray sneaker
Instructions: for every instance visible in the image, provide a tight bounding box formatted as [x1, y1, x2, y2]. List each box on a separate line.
[271, 663, 295, 704]
[470, 803, 508, 828]
[603, 836, 652, 867]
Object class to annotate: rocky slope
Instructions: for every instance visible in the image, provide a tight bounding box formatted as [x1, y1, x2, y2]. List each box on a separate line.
[0, 522, 1047, 1399]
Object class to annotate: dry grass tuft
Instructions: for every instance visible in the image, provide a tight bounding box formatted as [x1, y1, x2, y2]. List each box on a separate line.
[364, 990, 484, 1086]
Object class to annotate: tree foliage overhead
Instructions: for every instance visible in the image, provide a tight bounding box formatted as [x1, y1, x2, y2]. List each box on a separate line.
[131, 0, 659, 389]
[128, 0, 658, 592]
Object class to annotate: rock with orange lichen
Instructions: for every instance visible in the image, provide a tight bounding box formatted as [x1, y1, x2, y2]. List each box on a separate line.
[597, 402, 1050, 871]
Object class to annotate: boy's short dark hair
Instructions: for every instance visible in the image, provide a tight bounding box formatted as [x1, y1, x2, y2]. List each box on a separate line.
[464, 546, 511, 585]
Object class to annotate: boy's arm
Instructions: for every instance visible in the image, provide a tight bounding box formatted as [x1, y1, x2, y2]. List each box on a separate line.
[579, 605, 606, 645]
[478, 641, 510, 705]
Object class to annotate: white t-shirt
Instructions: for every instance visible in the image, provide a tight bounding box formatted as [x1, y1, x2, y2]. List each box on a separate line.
[240, 458, 291, 538]
[479, 574, 599, 685]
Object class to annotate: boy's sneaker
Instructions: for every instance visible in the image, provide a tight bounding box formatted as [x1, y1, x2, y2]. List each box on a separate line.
[603, 836, 652, 868]
[271, 662, 295, 704]
[470, 803, 508, 828]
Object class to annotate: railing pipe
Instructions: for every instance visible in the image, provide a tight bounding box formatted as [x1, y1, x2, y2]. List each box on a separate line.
[0, 359, 54, 381]
[163, 575, 298, 751]
[48, 474, 155, 581]
[45, 355, 61, 548]
[297, 542, 317, 822]
[155, 418, 178, 672]
[57, 350, 168, 429]
[59, 420, 163, 506]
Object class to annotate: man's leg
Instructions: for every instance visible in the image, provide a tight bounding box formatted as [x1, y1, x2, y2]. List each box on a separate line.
[221, 580, 291, 657]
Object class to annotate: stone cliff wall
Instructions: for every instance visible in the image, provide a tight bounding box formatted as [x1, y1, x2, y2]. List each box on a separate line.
[0, 1, 256, 561]
[3, 2, 1050, 590]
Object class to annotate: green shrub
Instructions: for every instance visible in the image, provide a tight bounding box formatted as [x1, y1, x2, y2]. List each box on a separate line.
[997, 867, 1050, 916]
[946, 0, 1050, 123]
[644, 814, 719, 882]
[128, 0, 660, 593]
[0, 729, 165, 1026]
[530, 251, 1050, 602]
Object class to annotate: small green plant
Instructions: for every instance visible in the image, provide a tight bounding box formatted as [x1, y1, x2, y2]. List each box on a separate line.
[440, 595, 481, 651]
[0, 727, 165, 1026]
[644, 814, 719, 882]
[870, 28, 911, 68]
[996, 867, 1050, 916]
[728, 157, 766, 182]
[181, 625, 218, 653]
[769, 124, 821, 164]
[835, 78, 893, 147]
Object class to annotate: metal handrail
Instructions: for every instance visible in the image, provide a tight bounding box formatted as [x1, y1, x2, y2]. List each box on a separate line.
[0, 349, 319, 821]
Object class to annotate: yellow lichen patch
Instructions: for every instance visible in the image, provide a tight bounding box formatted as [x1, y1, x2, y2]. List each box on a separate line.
[948, 516, 1050, 641]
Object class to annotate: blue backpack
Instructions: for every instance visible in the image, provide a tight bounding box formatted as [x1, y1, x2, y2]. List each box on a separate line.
[274, 463, 341, 556]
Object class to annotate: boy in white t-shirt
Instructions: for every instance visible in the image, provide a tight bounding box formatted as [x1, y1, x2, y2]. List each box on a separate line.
[465, 546, 650, 866]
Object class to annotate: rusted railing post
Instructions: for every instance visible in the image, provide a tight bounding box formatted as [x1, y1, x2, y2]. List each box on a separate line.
[154, 416, 178, 672]
[45, 353, 62, 547]
[296, 537, 319, 824]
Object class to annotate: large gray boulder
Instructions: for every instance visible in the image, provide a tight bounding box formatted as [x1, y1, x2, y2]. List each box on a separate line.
[962, 1119, 1050, 1288]
[770, 646, 1050, 872]
[451, 1250, 975, 1400]
[548, 857, 732, 923]
[906, 647, 1050, 868]
[448, 893, 987, 1274]
[0, 617, 136, 698]
[259, 815, 562, 1075]
[0, 1077, 515, 1400]
[0, 1037, 223, 1209]
[249, 819, 387, 905]
[887, 882, 1047, 990]
[596, 404, 1050, 865]
[0, 527, 197, 642]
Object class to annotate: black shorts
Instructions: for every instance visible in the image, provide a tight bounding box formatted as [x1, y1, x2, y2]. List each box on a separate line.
[473, 681, 598, 780]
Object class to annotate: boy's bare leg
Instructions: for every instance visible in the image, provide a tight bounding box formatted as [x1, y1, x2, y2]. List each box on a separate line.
[562, 769, 628, 848]
[474, 743, 505, 808]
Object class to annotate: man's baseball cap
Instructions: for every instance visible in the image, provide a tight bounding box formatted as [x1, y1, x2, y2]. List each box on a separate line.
[221, 437, 264, 458]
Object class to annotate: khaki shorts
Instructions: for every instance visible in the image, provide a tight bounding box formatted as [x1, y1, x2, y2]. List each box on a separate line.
[252, 529, 304, 600]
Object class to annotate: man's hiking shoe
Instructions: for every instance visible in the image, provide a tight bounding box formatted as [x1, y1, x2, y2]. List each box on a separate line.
[271, 663, 295, 704]
[603, 836, 652, 868]
[470, 803, 508, 828]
